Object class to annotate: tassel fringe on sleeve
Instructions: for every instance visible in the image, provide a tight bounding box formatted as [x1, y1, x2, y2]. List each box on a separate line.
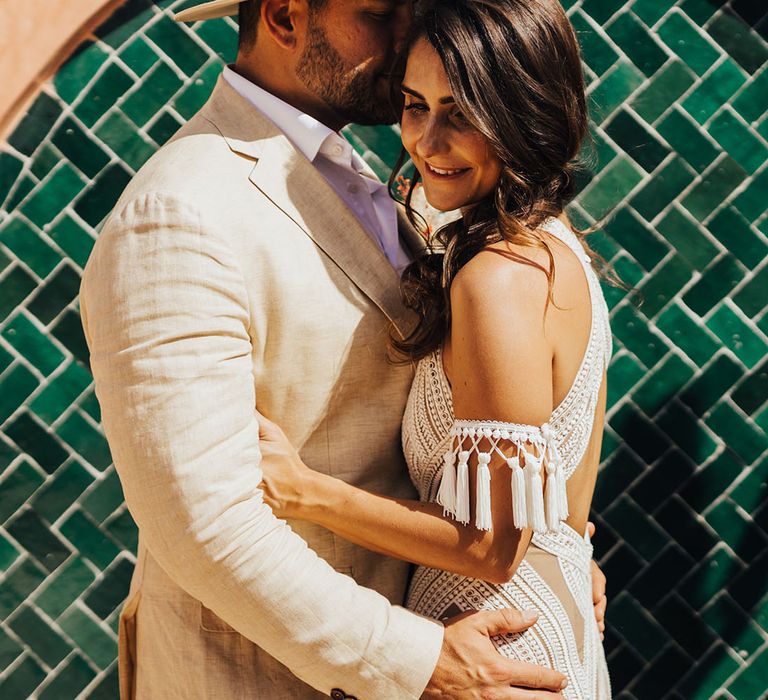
[436, 420, 568, 533]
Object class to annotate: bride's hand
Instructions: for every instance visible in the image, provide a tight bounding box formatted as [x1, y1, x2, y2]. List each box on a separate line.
[255, 410, 315, 518]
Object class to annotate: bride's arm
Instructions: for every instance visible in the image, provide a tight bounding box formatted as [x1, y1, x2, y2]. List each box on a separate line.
[260, 248, 554, 584]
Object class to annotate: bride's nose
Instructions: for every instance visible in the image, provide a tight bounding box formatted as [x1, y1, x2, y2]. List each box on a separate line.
[415, 117, 448, 161]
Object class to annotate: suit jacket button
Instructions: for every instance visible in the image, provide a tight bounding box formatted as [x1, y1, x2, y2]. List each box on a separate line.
[330, 690, 345, 700]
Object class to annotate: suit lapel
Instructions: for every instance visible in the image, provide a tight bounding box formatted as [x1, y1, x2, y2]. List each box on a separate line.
[202, 77, 411, 334]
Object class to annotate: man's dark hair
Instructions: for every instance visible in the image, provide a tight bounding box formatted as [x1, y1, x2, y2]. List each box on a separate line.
[238, 0, 328, 51]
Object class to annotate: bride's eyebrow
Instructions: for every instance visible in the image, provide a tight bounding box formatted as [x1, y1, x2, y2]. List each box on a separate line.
[401, 85, 456, 104]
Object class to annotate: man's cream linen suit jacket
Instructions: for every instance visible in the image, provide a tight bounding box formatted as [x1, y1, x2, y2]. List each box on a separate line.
[80, 76, 443, 699]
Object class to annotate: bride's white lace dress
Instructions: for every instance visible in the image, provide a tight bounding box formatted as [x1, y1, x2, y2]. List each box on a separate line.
[401, 218, 612, 699]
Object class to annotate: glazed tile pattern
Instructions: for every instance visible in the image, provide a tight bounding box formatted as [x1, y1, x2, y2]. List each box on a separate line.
[0, 0, 766, 697]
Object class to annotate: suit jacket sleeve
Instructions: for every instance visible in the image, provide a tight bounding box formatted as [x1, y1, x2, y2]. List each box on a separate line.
[80, 191, 444, 699]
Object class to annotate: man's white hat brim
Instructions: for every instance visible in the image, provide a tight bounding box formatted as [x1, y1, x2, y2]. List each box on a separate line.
[174, 0, 241, 22]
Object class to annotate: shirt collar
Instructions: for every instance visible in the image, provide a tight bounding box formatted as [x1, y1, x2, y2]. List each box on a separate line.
[223, 66, 354, 168]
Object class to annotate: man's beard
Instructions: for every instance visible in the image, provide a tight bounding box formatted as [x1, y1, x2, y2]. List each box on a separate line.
[296, 21, 398, 126]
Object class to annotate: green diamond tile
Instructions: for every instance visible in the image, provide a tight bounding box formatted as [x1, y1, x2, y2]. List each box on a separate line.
[29, 144, 61, 181]
[2, 312, 66, 376]
[707, 10, 768, 74]
[0, 364, 39, 425]
[145, 15, 208, 77]
[572, 11, 619, 76]
[27, 264, 82, 325]
[683, 255, 746, 317]
[589, 61, 645, 120]
[706, 500, 768, 563]
[728, 646, 768, 700]
[95, 111, 156, 172]
[0, 656, 46, 699]
[119, 36, 159, 77]
[4, 412, 68, 474]
[610, 593, 668, 661]
[6, 509, 72, 573]
[0, 627, 22, 673]
[20, 163, 87, 228]
[732, 165, 768, 221]
[657, 107, 720, 172]
[0, 459, 45, 524]
[54, 41, 109, 105]
[682, 59, 747, 125]
[706, 303, 767, 369]
[604, 109, 671, 172]
[632, 353, 694, 416]
[84, 556, 133, 619]
[732, 66, 768, 124]
[630, 155, 695, 220]
[706, 402, 768, 464]
[7, 93, 63, 157]
[84, 664, 119, 700]
[105, 509, 138, 553]
[580, 157, 643, 218]
[606, 11, 669, 77]
[681, 155, 748, 221]
[680, 448, 743, 511]
[123, 61, 183, 127]
[609, 403, 671, 462]
[173, 61, 222, 120]
[631, 60, 696, 124]
[31, 459, 94, 525]
[74, 62, 134, 128]
[51, 117, 110, 179]
[655, 205, 719, 271]
[58, 608, 117, 670]
[679, 643, 741, 698]
[708, 107, 768, 174]
[731, 454, 768, 513]
[81, 468, 125, 524]
[0, 534, 20, 571]
[606, 353, 645, 407]
[29, 361, 92, 425]
[602, 207, 669, 270]
[680, 353, 744, 416]
[46, 215, 96, 270]
[635, 254, 693, 318]
[59, 509, 120, 570]
[605, 495, 668, 560]
[55, 412, 112, 472]
[146, 110, 183, 146]
[657, 400, 718, 463]
[74, 163, 133, 228]
[631, 0, 677, 27]
[707, 207, 767, 270]
[51, 310, 90, 366]
[0, 218, 61, 278]
[0, 558, 47, 617]
[0, 151, 24, 206]
[194, 17, 238, 64]
[8, 605, 72, 667]
[35, 555, 96, 619]
[732, 359, 768, 416]
[657, 9, 721, 76]
[38, 653, 95, 700]
[0, 267, 36, 322]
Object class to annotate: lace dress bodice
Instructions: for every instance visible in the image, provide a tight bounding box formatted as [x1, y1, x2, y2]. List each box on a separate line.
[401, 218, 612, 699]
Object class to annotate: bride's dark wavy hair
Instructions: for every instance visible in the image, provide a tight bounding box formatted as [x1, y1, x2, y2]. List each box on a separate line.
[389, 0, 591, 362]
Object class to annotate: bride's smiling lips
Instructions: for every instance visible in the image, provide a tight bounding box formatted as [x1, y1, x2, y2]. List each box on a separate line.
[423, 161, 471, 179]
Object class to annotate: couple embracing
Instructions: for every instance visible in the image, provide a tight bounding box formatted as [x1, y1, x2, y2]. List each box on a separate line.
[81, 0, 612, 697]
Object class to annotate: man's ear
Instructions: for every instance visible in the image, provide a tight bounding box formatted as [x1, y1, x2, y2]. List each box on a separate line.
[261, 0, 305, 50]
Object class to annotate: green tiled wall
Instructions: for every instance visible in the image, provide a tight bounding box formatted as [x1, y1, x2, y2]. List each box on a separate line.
[0, 0, 766, 697]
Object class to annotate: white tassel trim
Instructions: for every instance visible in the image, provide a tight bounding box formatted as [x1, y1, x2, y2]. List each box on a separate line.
[454, 451, 470, 524]
[443, 420, 570, 533]
[436, 450, 457, 515]
[475, 453, 492, 531]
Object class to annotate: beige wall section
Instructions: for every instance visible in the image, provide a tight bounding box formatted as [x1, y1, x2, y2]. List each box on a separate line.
[0, 0, 125, 139]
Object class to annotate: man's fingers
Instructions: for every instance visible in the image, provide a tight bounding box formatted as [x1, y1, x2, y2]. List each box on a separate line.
[494, 658, 567, 693]
[474, 607, 539, 637]
[586, 520, 596, 538]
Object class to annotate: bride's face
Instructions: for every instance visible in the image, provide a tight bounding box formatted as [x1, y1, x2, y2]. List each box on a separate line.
[400, 38, 502, 212]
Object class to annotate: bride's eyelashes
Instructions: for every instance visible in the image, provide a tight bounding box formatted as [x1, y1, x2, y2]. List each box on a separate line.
[403, 100, 473, 131]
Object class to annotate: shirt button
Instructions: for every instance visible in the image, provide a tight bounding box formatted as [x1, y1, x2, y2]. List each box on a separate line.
[332, 144, 343, 156]
[347, 183, 359, 194]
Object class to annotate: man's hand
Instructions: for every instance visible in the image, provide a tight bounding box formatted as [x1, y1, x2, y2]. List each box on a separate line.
[587, 522, 607, 640]
[423, 609, 567, 699]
